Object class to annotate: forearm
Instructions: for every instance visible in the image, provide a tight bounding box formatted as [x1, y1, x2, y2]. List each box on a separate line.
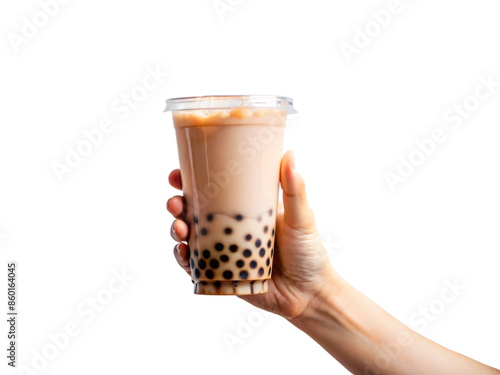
[289, 273, 499, 375]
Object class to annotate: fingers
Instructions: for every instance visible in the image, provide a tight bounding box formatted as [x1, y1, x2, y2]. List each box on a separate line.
[169, 169, 191, 276]
[173, 243, 191, 275]
[169, 169, 182, 190]
[280, 150, 315, 231]
[166, 196, 185, 219]
[171, 219, 189, 242]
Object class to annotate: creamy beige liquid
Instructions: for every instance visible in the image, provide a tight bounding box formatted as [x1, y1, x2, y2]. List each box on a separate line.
[173, 108, 286, 295]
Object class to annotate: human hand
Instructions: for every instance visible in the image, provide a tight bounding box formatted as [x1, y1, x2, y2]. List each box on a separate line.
[167, 151, 338, 320]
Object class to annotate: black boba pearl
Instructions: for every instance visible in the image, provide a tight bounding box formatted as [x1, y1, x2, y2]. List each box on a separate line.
[267, 240, 272, 248]
[266, 258, 270, 266]
[214, 281, 221, 288]
[255, 239, 262, 247]
[243, 249, 252, 258]
[201, 228, 208, 235]
[215, 243, 224, 251]
[198, 259, 206, 270]
[271, 248, 274, 257]
[220, 255, 229, 262]
[194, 268, 200, 278]
[202, 250, 210, 259]
[268, 267, 272, 276]
[224, 227, 233, 235]
[268, 208, 273, 216]
[236, 260, 245, 268]
[194, 249, 199, 257]
[210, 259, 220, 269]
[235, 214, 243, 221]
[229, 244, 238, 252]
[190, 259, 194, 269]
[272, 228, 275, 236]
[258, 267, 264, 276]
[193, 216, 199, 224]
[240, 270, 248, 280]
[207, 214, 213, 222]
[259, 248, 265, 257]
[250, 260, 257, 269]
[206, 270, 214, 279]
[223, 270, 233, 279]
[245, 234, 252, 241]
[264, 225, 269, 233]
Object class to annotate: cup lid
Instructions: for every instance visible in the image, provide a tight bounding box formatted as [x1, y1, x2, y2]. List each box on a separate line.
[164, 95, 296, 114]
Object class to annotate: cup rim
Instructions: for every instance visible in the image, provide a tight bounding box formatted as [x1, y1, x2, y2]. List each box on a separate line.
[164, 95, 296, 114]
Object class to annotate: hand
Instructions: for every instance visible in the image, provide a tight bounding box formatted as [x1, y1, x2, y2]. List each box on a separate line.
[167, 151, 338, 320]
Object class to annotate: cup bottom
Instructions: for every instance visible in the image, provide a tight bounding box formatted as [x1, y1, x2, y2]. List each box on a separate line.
[193, 279, 269, 295]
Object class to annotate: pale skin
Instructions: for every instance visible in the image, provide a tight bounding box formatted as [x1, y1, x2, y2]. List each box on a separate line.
[167, 150, 500, 375]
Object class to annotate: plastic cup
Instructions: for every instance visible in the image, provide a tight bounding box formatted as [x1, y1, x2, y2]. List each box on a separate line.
[165, 95, 296, 295]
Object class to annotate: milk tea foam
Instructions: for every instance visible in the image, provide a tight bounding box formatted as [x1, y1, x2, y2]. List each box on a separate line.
[173, 108, 286, 295]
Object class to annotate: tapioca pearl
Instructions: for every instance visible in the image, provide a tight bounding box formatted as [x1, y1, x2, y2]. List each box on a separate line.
[245, 234, 252, 241]
[220, 255, 229, 262]
[223, 270, 233, 279]
[235, 214, 243, 221]
[267, 239, 272, 248]
[202, 250, 210, 259]
[255, 239, 262, 247]
[205, 270, 214, 279]
[243, 249, 252, 258]
[268, 267, 272, 276]
[224, 227, 233, 235]
[268, 208, 273, 216]
[193, 216, 199, 224]
[258, 267, 264, 276]
[207, 214, 213, 222]
[215, 243, 224, 251]
[266, 258, 270, 266]
[193, 249, 199, 257]
[229, 244, 238, 253]
[210, 259, 220, 269]
[263, 225, 269, 233]
[236, 260, 245, 268]
[214, 281, 221, 288]
[190, 259, 195, 269]
[271, 248, 274, 257]
[194, 268, 201, 278]
[201, 228, 208, 236]
[198, 259, 206, 270]
[250, 260, 257, 269]
[239, 270, 249, 280]
[272, 228, 275, 237]
[259, 248, 265, 257]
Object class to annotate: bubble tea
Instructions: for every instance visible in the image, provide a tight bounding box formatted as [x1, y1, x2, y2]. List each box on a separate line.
[165, 96, 295, 295]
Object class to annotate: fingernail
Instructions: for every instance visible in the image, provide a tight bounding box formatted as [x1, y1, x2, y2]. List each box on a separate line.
[174, 243, 181, 252]
[171, 220, 176, 234]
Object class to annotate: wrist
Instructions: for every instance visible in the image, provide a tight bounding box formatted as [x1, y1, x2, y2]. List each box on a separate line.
[286, 271, 417, 375]
[288, 268, 347, 327]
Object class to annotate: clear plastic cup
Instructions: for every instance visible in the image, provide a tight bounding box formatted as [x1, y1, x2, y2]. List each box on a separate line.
[165, 95, 296, 295]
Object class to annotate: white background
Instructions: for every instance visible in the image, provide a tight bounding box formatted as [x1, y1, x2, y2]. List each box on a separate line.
[1, 0, 499, 374]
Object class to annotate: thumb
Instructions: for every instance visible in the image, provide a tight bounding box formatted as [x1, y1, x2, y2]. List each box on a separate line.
[280, 151, 315, 231]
